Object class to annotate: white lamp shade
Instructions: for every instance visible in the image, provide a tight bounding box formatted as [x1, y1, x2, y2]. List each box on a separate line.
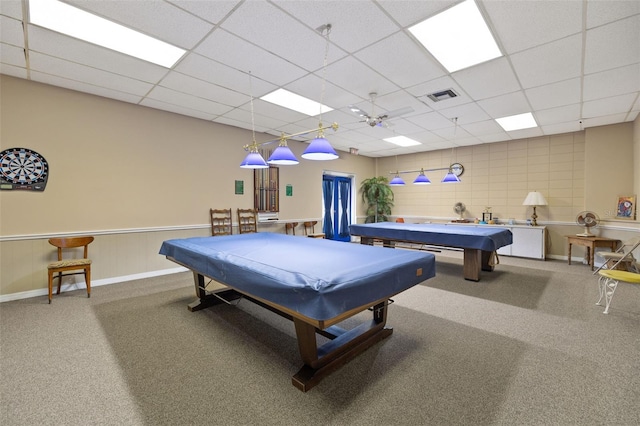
[522, 191, 548, 206]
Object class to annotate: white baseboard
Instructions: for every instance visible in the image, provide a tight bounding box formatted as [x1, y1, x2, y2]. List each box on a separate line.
[0, 267, 188, 303]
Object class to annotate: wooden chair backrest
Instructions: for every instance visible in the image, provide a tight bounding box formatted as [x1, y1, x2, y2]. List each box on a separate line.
[285, 222, 298, 235]
[303, 221, 317, 235]
[210, 208, 233, 236]
[237, 208, 258, 234]
[48, 236, 94, 260]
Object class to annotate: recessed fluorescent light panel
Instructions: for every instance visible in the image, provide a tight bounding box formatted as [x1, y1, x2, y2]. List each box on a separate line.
[408, 0, 501, 72]
[495, 112, 538, 131]
[29, 0, 186, 68]
[383, 136, 422, 147]
[260, 89, 333, 116]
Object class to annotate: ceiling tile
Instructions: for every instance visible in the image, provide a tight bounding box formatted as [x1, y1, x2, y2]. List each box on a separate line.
[30, 71, 143, 104]
[140, 98, 216, 121]
[220, 1, 337, 73]
[194, 29, 308, 87]
[0, 0, 22, 19]
[274, 0, 400, 53]
[582, 93, 638, 118]
[29, 52, 154, 96]
[484, 0, 583, 54]
[583, 64, 640, 102]
[167, 0, 242, 25]
[175, 53, 276, 97]
[452, 57, 520, 100]
[1, 15, 23, 48]
[584, 15, 640, 74]
[356, 32, 445, 89]
[160, 71, 248, 107]
[477, 91, 532, 118]
[322, 55, 401, 98]
[534, 103, 582, 126]
[0, 63, 27, 78]
[586, 0, 640, 29]
[525, 78, 582, 111]
[510, 34, 583, 89]
[1, 42, 26, 68]
[145, 85, 236, 116]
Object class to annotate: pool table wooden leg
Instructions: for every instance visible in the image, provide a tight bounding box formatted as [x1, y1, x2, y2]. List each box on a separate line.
[291, 300, 393, 392]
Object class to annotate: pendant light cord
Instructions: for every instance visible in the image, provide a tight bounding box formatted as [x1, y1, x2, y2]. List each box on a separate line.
[318, 24, 332, 130]
[249, 71, 257, 147]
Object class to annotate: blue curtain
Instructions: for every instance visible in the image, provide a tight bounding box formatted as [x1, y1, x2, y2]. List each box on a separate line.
[322, 179, 334, 239]
[338, 180, 350, 238]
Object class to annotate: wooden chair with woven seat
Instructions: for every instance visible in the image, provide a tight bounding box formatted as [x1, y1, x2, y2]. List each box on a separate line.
[210, 208, 233, 236]
[303, 221, 325, 238]
[47, 236, 94, 304]
[237, 208, 258, 234]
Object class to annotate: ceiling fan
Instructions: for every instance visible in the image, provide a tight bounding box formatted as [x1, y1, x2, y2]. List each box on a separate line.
[348, 92, 413, 128]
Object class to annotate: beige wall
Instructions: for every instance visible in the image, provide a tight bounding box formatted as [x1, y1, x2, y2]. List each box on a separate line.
[1, 76, 639, 299]
[0, 76, 374, 297]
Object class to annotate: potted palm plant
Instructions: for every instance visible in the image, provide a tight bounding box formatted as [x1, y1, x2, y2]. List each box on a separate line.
[360, 176, 394, 223]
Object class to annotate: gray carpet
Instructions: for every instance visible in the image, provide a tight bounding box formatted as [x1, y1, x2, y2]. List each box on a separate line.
[1, 253, 639, 425]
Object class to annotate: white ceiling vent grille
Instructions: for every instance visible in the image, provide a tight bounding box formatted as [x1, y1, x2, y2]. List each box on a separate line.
[426, 89, 458, 102]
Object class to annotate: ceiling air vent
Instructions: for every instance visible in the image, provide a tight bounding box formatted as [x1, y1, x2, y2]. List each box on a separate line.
[426, 88, 458, 102]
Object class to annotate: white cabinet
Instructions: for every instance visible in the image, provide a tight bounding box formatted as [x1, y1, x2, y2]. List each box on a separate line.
[495, 225, 546, 259]
[446, 223, 546, 260]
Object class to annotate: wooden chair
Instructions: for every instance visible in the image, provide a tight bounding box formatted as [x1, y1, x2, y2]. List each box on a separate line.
[47, 236, 94, 304]
[285, 222, 298, 235]
[210, 208, 233, 236]
[237, 208, 258, 234]
[303, 221, 325, 238]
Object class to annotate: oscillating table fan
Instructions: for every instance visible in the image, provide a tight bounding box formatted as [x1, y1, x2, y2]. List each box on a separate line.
[576, 211, 600, 237]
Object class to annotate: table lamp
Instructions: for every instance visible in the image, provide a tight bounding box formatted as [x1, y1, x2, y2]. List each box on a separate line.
[522, 191, 548, 226]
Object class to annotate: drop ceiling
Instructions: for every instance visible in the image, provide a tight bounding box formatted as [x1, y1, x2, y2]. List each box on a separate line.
[1, 0, 638, 157]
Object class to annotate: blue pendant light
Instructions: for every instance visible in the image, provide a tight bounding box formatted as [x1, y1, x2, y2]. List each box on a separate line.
[268, 135, 299, 165]
[389, 173, 406, 186]
[240, 145, 268, 169]
[302, 129, 338, 160]
[441, 170, 460, 183]
[413, 169, 431, 185]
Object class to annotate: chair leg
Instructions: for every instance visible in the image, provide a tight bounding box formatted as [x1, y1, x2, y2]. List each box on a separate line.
[596, 276, 606, 307]
[48, 271, 53, 304]
[56, 271, 63, 295]
[602, 277, 619, 314]
[86, 266, 91, 298]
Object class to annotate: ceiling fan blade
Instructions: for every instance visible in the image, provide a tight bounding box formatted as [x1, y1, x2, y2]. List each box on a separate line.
[383, 106, 414, 119]
[348, 105, 371, 119]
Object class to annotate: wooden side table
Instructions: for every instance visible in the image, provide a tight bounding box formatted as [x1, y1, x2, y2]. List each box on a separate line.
[566, 235, 619, 271]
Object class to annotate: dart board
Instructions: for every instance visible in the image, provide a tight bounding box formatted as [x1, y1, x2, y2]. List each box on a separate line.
[0, 148, 49, 191]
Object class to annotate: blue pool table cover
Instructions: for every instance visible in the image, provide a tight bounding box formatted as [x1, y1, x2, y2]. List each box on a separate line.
[349, 222, 513, 251]
[159, 233, 435, 321]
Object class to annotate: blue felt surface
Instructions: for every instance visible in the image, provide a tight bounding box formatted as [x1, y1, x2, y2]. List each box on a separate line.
[160, 233, 435, 321]
[349, 222, 512, 251]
